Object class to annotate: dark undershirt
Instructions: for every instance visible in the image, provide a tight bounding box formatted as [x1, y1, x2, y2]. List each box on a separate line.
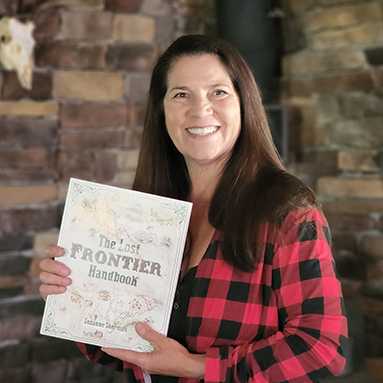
[151, 266, 198, 383]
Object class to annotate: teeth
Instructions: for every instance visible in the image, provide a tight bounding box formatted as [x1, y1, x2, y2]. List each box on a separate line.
[187, 126, 218, 136]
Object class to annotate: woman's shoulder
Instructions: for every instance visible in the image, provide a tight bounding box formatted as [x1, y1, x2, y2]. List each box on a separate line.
[275, 206, 331, 248]
[254, 166, 318, 225]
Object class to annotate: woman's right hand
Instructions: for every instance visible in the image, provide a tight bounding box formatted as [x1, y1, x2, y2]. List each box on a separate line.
[39, 245, 72, 301]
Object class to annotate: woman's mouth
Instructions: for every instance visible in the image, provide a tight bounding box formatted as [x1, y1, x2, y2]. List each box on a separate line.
[187, 126, 218, 136]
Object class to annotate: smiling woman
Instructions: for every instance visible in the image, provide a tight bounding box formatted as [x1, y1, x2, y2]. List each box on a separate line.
[164, 54, 241, 173]
[39, 34, 347, 383]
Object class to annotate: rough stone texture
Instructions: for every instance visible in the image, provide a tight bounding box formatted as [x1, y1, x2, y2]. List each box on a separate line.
[60, 10, 113, 40]
[360, 234, 383, 259]
[339, 92, 383, 118]
[334, 252, 365, 281]
[0, 296, 45, 319]
[1, 71, 52, 100]
[117, 149, 140, 169]
[317, 177, 383, 198]
[0, 102, 59, 116]
[366, 259, 383, 285]
[61, 103, 128, 128]
[156, 14, 175, 43]
[340, 278, 362, 299]
[130, 101, 147, 126]
[115, 169, 136, 187]
[0, 185, 57, 206]
[59, 130, 123, 150]
[31, 359, 67, 383]
[0, 367, 30, 383]
[123, 127, 143, 149]
[0, 169, 57, 182]
[0, 118, 58, 148]
[330, 118, 383, 149]
[33, 7, 61, 39]
[0, 205, 60, 233]
[331, 232, 357, 253]
[283, 78, 313, 97]
[337, 150, 380, 172]
[312, 71, 383, 93]
[108, 44, 157, 71]
[29, 258, 43, 279]
[35, 42, 108, 69]
[32, 338, 83, 364]
[326, 214, 375, 232]
[322, 199, 383, 215]
[0, 149, 55, 169]
[105, 0, 143, 13]
[305, 3, 383, 31]
[0, 256, 31, 276]
[141, 0, 172, 16]
[282, 0, 383, 364]
[125, 72, 151, 101]
[312, 23, 383, 51]
[113, 15, 156, 43]
[0, 316, 41, 341]
[283, 50, 366, 75]
[58, 150, 117, 182]
[286, 97, 319, 148]
[366, 357, 383, 382]
[0, 342, 29, 368]
[95, 151, 118, 182]
[53, 71, 124, 101]
[0, 0, 18, 14]
[0, 233, 33, 252]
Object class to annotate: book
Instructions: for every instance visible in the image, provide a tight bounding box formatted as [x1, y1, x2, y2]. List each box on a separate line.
[40, 178, 192, 352]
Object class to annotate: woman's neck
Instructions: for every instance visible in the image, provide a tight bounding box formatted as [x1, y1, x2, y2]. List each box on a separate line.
[187, 161, 222, 205]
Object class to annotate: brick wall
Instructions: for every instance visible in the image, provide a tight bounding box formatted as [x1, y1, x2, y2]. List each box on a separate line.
[282, 0, 383, 380]
[0, 1, 213, 382]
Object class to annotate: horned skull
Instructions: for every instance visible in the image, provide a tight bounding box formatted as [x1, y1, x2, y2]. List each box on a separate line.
[0, 17, 35, 90]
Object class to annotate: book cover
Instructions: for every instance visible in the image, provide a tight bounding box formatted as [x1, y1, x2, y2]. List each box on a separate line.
[40, 178, 192, 352]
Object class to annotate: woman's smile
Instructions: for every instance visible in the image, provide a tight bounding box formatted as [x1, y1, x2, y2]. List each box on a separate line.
[186, 126, 219, 136]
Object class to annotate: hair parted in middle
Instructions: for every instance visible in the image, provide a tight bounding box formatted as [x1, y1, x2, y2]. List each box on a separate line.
[133, 34, 316, 271]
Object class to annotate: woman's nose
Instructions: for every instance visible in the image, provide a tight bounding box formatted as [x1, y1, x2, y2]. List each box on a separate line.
[190, 96, 212, 118]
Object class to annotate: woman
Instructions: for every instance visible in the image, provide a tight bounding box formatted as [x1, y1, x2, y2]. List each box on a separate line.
[40, 34, 347, 382]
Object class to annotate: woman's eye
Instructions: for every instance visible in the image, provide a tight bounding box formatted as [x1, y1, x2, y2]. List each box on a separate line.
[174, 92, 187, 98]
[214, 89, 227, 96]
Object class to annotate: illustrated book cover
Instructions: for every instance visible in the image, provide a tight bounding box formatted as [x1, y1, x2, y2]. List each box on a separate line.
[40, 178, 192, 352]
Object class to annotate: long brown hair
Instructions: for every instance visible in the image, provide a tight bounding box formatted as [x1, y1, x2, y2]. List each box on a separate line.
[133, 34, 316, 271]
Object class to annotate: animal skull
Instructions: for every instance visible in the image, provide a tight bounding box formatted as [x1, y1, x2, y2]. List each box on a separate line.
[0, 17, 35, 90]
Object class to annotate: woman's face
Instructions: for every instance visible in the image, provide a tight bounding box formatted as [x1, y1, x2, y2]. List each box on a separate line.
[163, 54, 241, 171]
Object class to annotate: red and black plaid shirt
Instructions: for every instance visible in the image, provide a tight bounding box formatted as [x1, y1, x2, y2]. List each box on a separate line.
[78, 207, 347, 383]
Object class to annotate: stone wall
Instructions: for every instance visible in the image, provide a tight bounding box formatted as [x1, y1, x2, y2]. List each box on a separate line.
[282, 0, 383, 380]
[3, 0, 383, 381]
[0, 0, 213, 382]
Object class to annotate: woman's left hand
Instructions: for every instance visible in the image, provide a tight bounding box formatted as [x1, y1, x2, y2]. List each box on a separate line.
[101, 322, 205, 379]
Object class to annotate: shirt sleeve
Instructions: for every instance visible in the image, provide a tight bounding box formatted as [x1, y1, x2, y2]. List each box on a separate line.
[76, 342, 146, 381]
[76, 342, 124, 371]
[204, 208, 348, 383]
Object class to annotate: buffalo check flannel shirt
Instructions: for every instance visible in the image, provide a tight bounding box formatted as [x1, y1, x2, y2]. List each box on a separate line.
[77, 207, 348, 383]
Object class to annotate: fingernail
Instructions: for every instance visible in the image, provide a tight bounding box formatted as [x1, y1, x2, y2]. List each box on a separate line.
[135, 322, 148, 333]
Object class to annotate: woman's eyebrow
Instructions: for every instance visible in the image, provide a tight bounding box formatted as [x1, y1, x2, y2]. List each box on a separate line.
[168, 83, 232, 93]
[168, 86, 189, 93]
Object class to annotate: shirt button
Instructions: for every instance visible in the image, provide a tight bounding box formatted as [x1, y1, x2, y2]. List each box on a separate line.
[174, 302, 179, 310]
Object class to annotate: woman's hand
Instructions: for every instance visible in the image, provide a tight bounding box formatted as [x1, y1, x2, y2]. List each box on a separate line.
[39, 245, 72, 301]
[102, 322, 205, 379]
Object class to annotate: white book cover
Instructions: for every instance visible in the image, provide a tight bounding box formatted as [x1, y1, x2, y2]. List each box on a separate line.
[40, 178, 192, 352]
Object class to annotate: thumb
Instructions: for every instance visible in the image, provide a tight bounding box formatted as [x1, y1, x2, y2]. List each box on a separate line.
[135, 322, 163, 346]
